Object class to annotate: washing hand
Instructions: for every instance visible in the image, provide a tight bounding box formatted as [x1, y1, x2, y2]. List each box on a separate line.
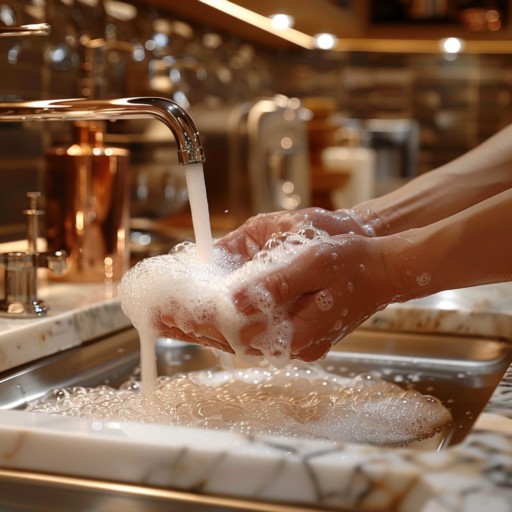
[214, 207, 379, 262]
[157, 209, 394, 361]
[229, 233, 394, 361]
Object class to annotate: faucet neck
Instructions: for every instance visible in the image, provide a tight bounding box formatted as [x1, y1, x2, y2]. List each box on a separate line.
[0, 97, 205, 166]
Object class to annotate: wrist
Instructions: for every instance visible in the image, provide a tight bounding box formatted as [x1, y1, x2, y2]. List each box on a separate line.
[338, 206, 388, 237]
[374, 230, 434, 304]
[352, 198, 407, 237]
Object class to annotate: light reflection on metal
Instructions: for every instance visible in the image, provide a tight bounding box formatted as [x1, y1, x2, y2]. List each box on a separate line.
[269, 14, 295, 30]
[0, 466, 330, 512]
[0, 97, 205, 166]
[0, 23, 51, 37]
[198, 0, 314, 48]
[314, 33, 337, 50]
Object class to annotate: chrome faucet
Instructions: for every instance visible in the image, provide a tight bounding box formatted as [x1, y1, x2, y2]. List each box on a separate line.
[0, 24, 51, 37]
[0, 98, 206, 165]
[0, 193, 67, 317]
[0, 23, 204, 164]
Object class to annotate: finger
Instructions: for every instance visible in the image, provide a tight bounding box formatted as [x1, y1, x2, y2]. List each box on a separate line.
[235, 244, 336, 310]
[160, 325, 235, 354]
[215, 214, 274, 259]
[161, 313, 229, 346]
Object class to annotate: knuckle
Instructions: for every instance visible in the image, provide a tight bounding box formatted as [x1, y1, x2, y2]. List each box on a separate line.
[267, 271, 292, 305]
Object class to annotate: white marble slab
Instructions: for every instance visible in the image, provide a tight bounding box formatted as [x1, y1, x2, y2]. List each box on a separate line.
[1, 281, 512, 510]
[0, 282, 130, 373]
[364, 283, 512, 342]
[0, 408, 511, 511]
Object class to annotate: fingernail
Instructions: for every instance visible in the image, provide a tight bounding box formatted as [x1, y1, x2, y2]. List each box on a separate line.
[233, 291, 260, 316]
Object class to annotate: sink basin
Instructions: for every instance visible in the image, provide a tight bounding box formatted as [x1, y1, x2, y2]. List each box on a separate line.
[1, 327, 510, 449]
[0, 327, 511, 511]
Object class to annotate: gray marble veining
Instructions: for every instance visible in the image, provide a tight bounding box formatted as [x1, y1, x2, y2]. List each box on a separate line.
[1, 282, 512, 510]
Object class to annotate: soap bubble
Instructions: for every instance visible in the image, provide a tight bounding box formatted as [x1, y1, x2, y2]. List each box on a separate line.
[26, 362, 452, 447]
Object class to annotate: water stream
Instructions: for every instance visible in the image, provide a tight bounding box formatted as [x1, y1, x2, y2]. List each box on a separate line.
[138, 163, 214, 394]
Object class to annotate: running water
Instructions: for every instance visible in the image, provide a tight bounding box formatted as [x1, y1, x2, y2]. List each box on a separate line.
[185, 163, 214, 265]
[132, 163, 215, 394]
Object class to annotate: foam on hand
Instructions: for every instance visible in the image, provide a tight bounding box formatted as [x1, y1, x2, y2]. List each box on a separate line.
[119, 224, 335, 370]
[26, 362, 452, 447]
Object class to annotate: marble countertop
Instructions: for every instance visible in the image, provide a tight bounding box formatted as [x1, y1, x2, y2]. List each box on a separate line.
[364, 283, 512, 342]
[1, 282, 512, 511]
[0, 282, 131, 373]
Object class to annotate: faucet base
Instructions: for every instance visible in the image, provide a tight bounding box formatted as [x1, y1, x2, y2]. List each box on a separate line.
[0, 300, 48, 318]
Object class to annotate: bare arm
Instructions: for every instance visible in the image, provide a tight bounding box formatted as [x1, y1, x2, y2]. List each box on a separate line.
[222, 189, 512, 361]
[381, 187, 512, 302]
[355, 124, 512, 235]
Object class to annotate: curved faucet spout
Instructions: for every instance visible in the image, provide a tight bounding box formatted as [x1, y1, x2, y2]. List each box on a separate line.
[0, 24, 51, 37]
[0, 97, 205, 165]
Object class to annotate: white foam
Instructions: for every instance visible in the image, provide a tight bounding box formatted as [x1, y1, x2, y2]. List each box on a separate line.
[26, 363, 452, 447]
[416, 273, 432, 286]
[185, 163, 214, 264]
[119, 224, 338, 391]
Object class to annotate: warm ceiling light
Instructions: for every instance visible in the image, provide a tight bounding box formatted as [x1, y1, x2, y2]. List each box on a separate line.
[440, 37, 464, 53]
[486, 10, 499, 22]
[269, 14, 294, 30]
[198, 0, 313, 48]
[314, 33, 337, 50]
[489, 19, 501, 31]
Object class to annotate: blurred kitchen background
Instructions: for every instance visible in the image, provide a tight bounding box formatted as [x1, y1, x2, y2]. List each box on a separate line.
[1, 0, 511, 263]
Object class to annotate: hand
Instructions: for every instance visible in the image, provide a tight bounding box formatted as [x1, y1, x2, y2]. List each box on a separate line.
[230, 234, 394, 362]
[215, 207, 378, 263]
[156, 230, 395, 362]
[156, 208, 380, 357]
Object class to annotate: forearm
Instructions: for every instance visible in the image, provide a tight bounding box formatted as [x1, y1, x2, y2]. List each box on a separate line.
[380, 188, 512, 303]
[353, 124, 512, 235]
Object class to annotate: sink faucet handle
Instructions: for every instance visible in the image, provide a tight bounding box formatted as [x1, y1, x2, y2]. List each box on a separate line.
[0, 193, 68, 317]
[37, 251, 68, 275]
[23, 192, 44, 255]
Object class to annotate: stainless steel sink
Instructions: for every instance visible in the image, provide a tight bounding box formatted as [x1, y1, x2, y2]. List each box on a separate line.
[1, 327, 511, 449]
[0, 327, 511, 511]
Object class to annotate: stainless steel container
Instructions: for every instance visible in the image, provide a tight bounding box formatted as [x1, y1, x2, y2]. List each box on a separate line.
[192, 98, 311, 228]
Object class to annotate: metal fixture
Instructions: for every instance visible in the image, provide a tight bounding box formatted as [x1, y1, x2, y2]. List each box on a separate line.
[80, 36, 136, 99]
[44, 37, 136, 282]
[45, 123, 131, 282]
[1, 327, 511, 447]
[0, 193, 67, 318]
[0, 23, 50, 37]
[190, 97, 310, 227]
[0, 98, 205, 166]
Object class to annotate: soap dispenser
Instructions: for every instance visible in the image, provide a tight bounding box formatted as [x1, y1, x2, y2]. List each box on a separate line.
[45, 37, 133, 283]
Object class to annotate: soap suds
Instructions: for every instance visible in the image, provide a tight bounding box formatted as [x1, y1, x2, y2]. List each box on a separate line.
[315, 291, 334, 311]
[119, 224, 338, 372]
[416, 273, 431, 286]
[26, 362, 452, 447]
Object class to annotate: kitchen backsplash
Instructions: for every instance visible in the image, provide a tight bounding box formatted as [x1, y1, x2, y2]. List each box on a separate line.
[0, 0, 511, 240]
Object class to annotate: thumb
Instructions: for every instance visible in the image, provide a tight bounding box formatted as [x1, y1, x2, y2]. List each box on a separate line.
[234, 244, 334, 313]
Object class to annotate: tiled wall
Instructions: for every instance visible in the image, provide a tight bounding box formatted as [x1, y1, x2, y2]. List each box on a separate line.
[272, 50, 512, 174]
[1, 0, 512, 240]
